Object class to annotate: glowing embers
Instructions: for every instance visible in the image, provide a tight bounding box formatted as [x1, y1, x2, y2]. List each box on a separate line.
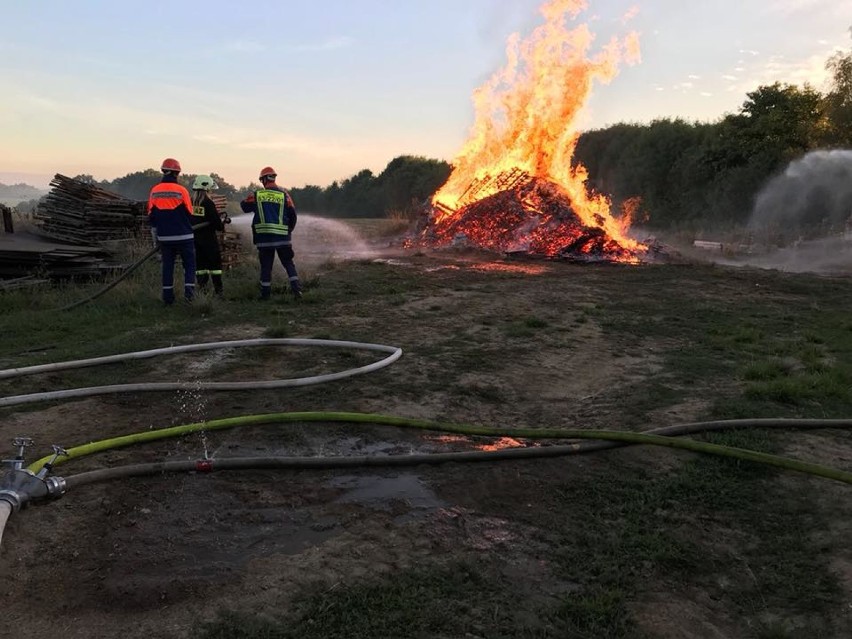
[419, 176, 643, 263]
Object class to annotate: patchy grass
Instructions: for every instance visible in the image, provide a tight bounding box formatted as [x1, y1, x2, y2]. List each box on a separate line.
[5, 249, 852, 638]
[199, 562, 551, 639]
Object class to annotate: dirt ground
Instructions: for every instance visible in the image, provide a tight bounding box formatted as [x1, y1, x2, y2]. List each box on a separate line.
[2, 228, 852, 638]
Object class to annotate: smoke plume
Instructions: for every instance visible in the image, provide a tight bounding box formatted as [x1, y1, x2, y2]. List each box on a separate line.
[749, 150, 852, 245]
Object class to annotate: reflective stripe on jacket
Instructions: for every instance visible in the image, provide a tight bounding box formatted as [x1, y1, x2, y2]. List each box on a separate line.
[242, 185, 297, 247]
[147, 179, 195, 243]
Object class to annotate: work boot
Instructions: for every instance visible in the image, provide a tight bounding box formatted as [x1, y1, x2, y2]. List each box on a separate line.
[260, 285, 271, 301]
[184, 285, 195, 303]
[212, 274, 223, 298]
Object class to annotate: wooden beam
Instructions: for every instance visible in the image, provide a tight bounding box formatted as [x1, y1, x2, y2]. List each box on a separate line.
[1, 205, 13, 233]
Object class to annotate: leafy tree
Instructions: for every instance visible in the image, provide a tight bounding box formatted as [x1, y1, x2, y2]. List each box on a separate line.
[71, 174, 104, 186]
[289, 156, 451, 218]
[107, 169, 164, 200]
[575, 82, 829, 230]
[824, 41, 852, 145]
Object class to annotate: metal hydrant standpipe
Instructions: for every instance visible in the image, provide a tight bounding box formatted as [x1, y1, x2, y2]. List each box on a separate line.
[0, 438, 66, 512]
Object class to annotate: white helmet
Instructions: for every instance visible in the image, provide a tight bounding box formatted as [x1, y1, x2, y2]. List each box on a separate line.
[192, 174, 218, 191]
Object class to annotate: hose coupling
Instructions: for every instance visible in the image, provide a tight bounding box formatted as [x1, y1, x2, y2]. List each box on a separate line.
[0, 439, 67, 511]
[195, 459, 214, 473]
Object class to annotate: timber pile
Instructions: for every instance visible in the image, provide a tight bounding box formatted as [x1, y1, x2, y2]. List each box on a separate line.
[0, 232, 116, 280]
[210, 193, 243, 270]
[1, 203, 13, 233]
[416, 174, 656, 263]
[34, 174, 146, 245]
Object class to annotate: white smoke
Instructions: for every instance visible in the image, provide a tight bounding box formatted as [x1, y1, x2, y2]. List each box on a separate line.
[230, 213, 377, 271]
[750, 149, 852, 244]
[688, 150, 852, 275]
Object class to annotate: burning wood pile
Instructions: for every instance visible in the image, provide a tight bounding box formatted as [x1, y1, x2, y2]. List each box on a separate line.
[416, 173, 652, 263]
[408, 1, 651, 265]
[34, 174, 146, 245]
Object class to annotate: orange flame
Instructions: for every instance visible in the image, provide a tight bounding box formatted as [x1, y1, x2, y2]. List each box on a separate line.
[432, 0, 642, 251]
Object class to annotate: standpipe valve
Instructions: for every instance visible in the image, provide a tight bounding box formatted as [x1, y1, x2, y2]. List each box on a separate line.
[0, 438, 66, 512]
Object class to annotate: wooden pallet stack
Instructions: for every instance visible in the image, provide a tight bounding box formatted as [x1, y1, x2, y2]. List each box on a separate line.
[1, 204, 13, 233]
[209, 193, 243, 270]
[34, 175, 146, 245]
[0, 232, 115, 280]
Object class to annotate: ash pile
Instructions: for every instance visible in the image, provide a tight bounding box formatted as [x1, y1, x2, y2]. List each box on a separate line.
[416, 172, 665, 263]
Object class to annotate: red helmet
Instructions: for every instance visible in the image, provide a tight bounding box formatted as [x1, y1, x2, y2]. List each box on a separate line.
[259, 166, 277, 181]
[161, 158, 181, 173]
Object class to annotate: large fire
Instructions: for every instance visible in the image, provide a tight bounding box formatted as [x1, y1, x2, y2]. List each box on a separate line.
[417, 0, 646, 262]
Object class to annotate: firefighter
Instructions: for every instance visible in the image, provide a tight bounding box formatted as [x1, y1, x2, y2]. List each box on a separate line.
[190, 174, 230, 297]
[240, 166, 302, 300]
[147, 158, 196, 305]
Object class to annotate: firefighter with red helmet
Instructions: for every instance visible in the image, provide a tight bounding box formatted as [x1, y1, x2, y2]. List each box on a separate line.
[240, 166, 302, 300]
[147, 158, 197, 305]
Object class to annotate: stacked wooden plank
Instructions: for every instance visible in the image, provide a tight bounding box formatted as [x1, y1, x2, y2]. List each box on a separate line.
[210, 193, 243, 270]
[0, 232, 116, 279]
[1, 204, 13, 233]
[34, 174, 146, 245]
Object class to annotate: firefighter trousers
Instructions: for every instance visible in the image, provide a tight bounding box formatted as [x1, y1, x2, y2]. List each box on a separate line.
[258, 245, 301, 299]
[195, 237, 223, 295]
[160, 240, 196, 304]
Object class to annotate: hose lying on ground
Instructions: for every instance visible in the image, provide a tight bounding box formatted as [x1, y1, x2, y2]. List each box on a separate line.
[0, 339, 403, 408]
[58, 245, 160, 312]
[58, 222, 211, 312]
[23, 412, 852, 486]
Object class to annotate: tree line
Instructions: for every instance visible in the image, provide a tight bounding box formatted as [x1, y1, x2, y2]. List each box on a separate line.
[572, 50, 851, 232]
[15, 43, 851, 231]
[36, 156, 451, 220]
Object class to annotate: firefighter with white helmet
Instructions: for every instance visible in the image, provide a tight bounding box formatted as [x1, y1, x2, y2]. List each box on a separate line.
[147, 158, 197, 305]
[240, 166, 302, 300]
[190, 174, 230, 297]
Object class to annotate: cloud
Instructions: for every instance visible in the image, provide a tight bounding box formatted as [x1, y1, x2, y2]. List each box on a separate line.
[739, 49, 760, 56]
[292, 36, 355, 52]
[192, 134, 229, 144]
[727, 50, 835, 95]
[722, 74, 738, 81]
[224, 40, 265, 53]
[688, 74, 701, 80]
[700, 92, 713, 97]
[768, 0, 830, 15]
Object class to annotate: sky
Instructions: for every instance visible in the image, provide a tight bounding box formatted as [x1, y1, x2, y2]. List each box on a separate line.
[1, 0, 849, 190]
